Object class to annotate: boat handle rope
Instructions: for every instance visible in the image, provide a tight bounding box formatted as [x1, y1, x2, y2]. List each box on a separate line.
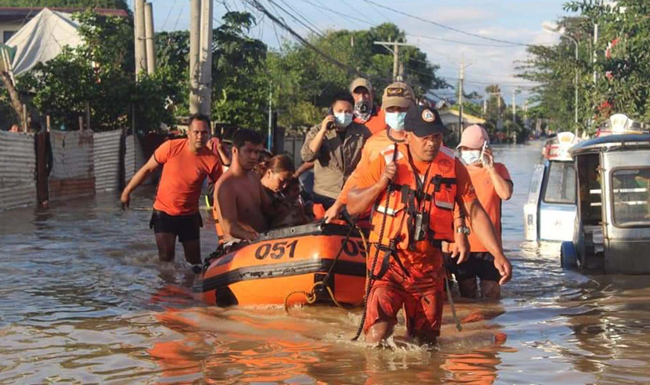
[283, 219, 368, 315]
[351, 144, 398, 341]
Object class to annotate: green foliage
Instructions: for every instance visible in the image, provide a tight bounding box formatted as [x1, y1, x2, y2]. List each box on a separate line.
[23, 10, 173, 132]
[519, 1, 650, 132]
[0, 0, 129, 9]
[266, 22, 447, 130]
[211, 12, 268, 130]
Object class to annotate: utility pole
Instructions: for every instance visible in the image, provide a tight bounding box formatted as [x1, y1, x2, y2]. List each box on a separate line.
[483, 97, 487, 117]
[189, 0, 201, 114]
[188, 0, 213, 116]
[199, 0, 213, 116]
[134, 0, 147, 79]
[593, 23, 598, 85]
[267, 84, 273, 150]
[511, 89, 515, 141]
[373, 40, 415, 81]
[457, 53, 471, 141]
[144, 2, 156, 75]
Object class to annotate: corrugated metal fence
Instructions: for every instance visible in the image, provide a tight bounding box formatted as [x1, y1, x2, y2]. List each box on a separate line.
[94, 130, 123, 192]
[284, 136, 305, 167]
[50, 130, 95, 199]
[0, 131, 36, 209]
[124, 134, 145, 183]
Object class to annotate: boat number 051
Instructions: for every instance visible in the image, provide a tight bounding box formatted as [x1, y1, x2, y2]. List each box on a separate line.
[254, 239, 366, 260]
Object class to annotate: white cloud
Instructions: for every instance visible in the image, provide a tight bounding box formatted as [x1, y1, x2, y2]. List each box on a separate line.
[424, 7, 493, 24]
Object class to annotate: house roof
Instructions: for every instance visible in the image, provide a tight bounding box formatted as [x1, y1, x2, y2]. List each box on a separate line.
[0, 7, 128, 23]
[439, 109, 486, 125]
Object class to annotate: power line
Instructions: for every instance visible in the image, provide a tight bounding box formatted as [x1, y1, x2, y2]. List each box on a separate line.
[244, 0, 365, 77]
[362, 0, 531, 47]
[274, 0, 325, 37]
[338, 0, 377, 25]
[160, 0, 178, 31]
[268, 0, 325, 38]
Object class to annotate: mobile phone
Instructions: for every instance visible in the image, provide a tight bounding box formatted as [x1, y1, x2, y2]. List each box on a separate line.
[480, 141, 489, 165]
[326, 107, 336, 130]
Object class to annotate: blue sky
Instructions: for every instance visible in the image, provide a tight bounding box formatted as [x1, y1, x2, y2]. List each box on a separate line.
[133, 0, 576, 104]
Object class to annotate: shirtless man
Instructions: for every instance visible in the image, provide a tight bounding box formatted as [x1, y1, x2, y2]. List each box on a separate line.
[214, 129, 271, 242]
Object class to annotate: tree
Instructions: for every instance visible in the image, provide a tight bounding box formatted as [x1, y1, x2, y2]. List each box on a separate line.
[518, 2, 650, 132]
[0, 0, 129, 10]
[266, 22, 448, 130]
[23, 10, 176, 132]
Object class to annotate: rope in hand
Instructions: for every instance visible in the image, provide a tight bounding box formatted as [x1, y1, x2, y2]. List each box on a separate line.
[351, 143, 398, 341]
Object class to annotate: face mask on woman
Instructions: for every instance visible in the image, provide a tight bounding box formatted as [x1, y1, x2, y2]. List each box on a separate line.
[460, 150, 481, 165]
[385, 111, 406, 131]
[334, 112, 353, 128]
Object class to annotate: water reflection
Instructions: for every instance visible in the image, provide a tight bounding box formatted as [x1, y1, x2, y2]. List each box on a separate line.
[1, 144, 650, 383]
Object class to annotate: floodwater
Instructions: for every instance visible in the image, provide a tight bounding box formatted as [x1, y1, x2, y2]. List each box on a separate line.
[1, 143, 650, 384]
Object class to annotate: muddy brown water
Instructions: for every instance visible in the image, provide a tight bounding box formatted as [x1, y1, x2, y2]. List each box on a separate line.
[1, 143, 650, 384]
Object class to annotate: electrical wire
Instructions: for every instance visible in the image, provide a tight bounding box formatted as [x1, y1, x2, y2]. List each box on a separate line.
[361, 0, 531, 47]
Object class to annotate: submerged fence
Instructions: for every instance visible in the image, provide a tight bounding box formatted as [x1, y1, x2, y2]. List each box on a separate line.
[0, 129, 145, 210]
[0, 131, 36, 210]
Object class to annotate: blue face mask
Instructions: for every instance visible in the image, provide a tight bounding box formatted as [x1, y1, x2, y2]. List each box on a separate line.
[385, 112, 406, 131]
[334, 112, 353, 128]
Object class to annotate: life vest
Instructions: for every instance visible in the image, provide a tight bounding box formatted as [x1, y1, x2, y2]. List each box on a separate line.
[369, 145, 457, 252]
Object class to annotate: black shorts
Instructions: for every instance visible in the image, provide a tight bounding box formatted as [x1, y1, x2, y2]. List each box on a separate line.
[150, 210, 203, 242]
[443, 252, 501, 282]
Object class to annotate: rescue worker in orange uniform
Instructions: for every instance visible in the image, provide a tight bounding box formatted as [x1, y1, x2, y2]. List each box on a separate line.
[324, 81, 415, 222]
[349, 77, 386, 135]
[445, 125, 513, 299]
[347, 105, 512, 345]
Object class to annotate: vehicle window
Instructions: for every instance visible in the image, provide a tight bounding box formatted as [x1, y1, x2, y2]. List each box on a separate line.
[612, 168, 650, 226]
[543, 161, 576, 204]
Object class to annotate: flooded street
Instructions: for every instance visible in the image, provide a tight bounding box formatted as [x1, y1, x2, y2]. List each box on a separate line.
[2, 143, 650, 384]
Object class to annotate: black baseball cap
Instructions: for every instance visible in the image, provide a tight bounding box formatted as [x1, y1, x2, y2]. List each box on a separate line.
[404, 105, 448, 137]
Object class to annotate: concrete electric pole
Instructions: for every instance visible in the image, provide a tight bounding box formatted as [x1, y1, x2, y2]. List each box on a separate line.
[144, 2, 156, 75]
[457, 53, 472, 141]
[189, 0, 201, 114]
[373, 40, 415, 81]
[134, 0, 147, 79]
[188, 0, 214, 115]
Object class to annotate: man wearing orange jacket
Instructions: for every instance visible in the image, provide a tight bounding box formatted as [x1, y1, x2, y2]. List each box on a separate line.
[347, 105, 512, 345]
[324, 81, 414, 221]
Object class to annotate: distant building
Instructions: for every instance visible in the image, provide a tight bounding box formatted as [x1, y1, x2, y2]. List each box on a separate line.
[0, 7, 128, 43]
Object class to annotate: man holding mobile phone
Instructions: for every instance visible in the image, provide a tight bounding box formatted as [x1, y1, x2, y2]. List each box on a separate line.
[446, 124, 513, 299]
[301, 93, 371, 209]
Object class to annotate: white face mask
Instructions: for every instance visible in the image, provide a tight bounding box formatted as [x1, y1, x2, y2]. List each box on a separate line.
[385, 111, 407, 131]
[334, 112, 353, 128]
[460, 150, 481, 165]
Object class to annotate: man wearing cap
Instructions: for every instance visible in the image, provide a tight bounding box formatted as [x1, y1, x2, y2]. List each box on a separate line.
[349, 77, 386, 135]
[324, 81, 416, 221]
[445, 125, 513, 300]
[301, 93, 371, 210]
[347, 105, 512, 345]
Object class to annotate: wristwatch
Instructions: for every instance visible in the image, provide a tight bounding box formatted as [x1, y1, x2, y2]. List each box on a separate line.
[456, 226, 471, 235]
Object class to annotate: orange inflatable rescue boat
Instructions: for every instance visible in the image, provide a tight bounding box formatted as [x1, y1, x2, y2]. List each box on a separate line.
[193, 222, 367, 307]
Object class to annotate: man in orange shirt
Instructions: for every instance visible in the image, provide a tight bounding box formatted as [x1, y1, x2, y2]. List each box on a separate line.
[446, 125, 513, 299]
[324, 81, 415, 221]
[350, 77, 386, 135]
[347, 106, 512, 345]
[121, 114, 223, 266]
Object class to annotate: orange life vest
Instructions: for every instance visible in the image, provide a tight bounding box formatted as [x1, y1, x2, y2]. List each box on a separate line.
[369, 145, 457, 251]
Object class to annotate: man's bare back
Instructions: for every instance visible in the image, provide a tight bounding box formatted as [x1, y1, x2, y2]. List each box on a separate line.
[215, 169, 268, 241]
